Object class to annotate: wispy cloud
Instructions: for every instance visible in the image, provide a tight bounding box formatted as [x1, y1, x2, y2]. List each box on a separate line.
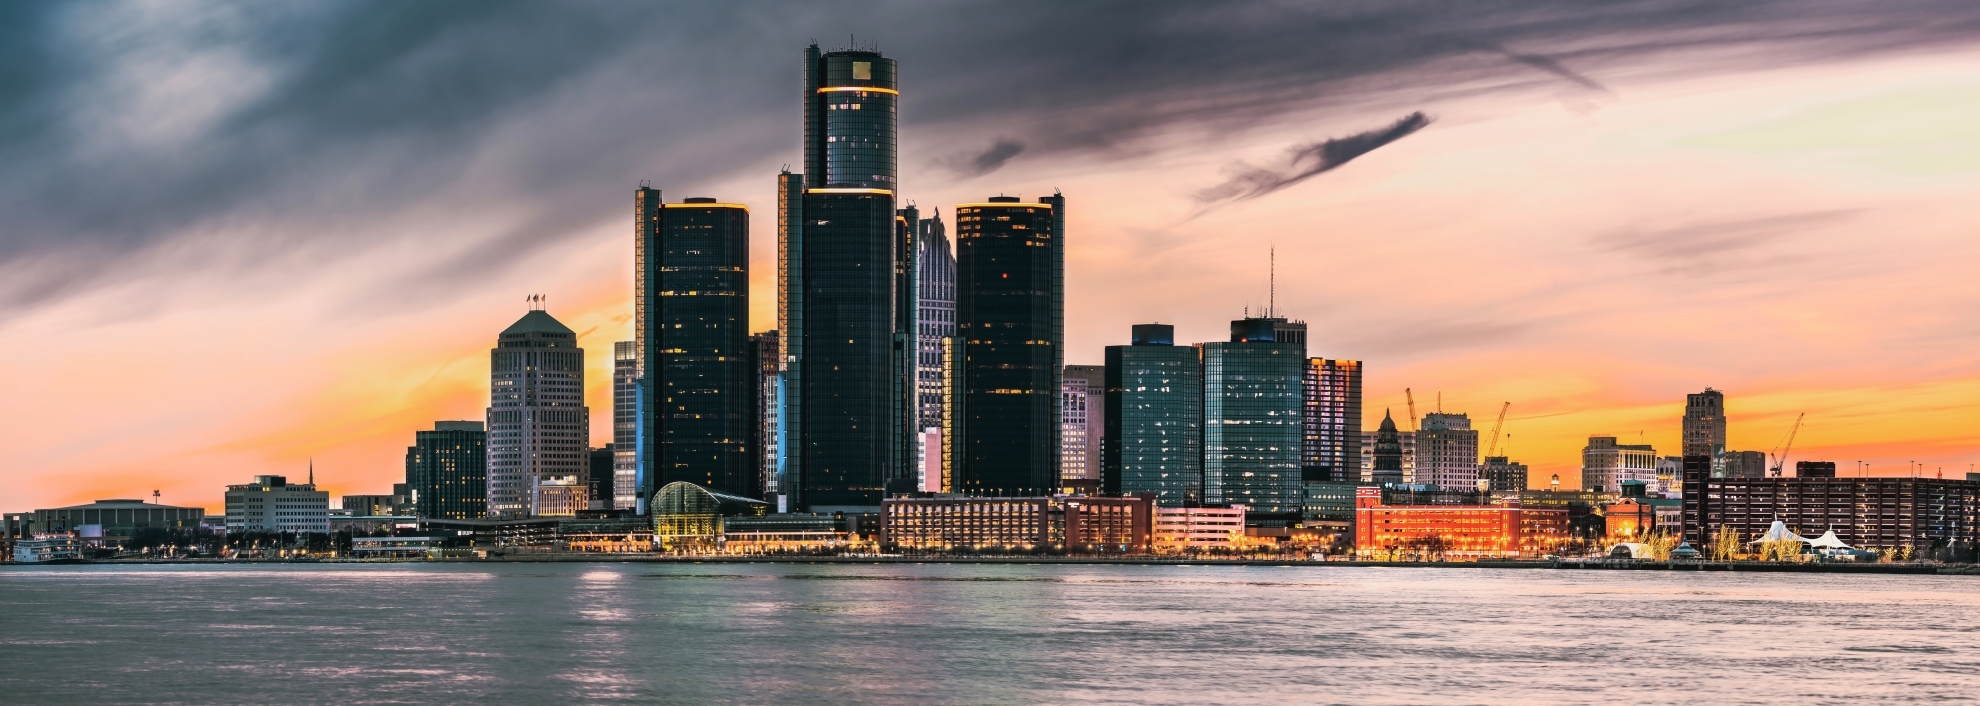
[1193, 112, 1432, 206]
[1593, 210, 1861, 276]
[939, 137, 1025, 177]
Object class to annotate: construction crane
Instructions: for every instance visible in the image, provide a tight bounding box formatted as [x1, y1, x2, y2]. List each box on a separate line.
[1405, 388, 1419, 432]
[1485, 402, 1511, 458]
[1769, 412, 1805, 477]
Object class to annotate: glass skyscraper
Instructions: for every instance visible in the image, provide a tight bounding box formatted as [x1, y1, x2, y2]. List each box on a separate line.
[1203, 317, 1305, 524]
[1103, 324, 1202, 506]
[915, 210, 954, 436]
[611, 340, 638, 510]
[950, 196, 1065, 497]
[779, 45, 909, 512]
[486, 306, 588, 518]
[405, 421, 486, 519]
[635, 191, 754, 500]
[1303, 358, 1363, 483]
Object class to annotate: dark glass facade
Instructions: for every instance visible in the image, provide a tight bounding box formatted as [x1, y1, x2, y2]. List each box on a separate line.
[1103, 323, 1203, 506]
[406, 421, 487, 520]
[1203, 321, 1304, 523]
[951, 197, 1064, 497]
[636, 193, 755, 500]
[780, 46, 908, 512]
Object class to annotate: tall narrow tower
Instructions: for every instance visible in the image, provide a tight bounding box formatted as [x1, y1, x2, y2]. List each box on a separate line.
[780, 44, 904, 512]
[1682, 388, 1726, 458]
[949, 195, 1065, 497]
[486, 301, 589, 518]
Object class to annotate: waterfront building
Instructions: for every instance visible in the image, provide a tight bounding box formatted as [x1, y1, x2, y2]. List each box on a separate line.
[16, 499, 205, 542]
[340, 487, 409, 517]
[1304, 358, 1362, 483]
[880, 496, 1054, 551]
[225, 475, 329, 533]
[1063, 495, 1157, 553]
[1301, 481, 1360, 528]
[1152, 506, 1247, 552]
[1481, 456, 1529, 492]
[1682, 388, 1726, 458]
[1061, 365, 1106, 485]
[1581, 436, 1657, 492]
[634, 190, 755, 499]
[651, 481, 772, 551]
[1603, 481, 1672, 539]
[1416, 412, 1479, 490]
[1203, 316, 1305, 525]
[779, 45, 911, 513]
[405, 421, 487, 520]
[948, 196, 1065, 498]
[752, 331, 782, 499]
[1353, 487, 1567, 558]
[611, 341, 639, 510]
[486, 305, 588, 518]
[1365, 410, 1411, 485]
[1103, 324, 1203, 506]
[1680, 466, 1980, 551]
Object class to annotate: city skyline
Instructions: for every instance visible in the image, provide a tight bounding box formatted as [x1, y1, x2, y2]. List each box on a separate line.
[7, 3, 1980, 512]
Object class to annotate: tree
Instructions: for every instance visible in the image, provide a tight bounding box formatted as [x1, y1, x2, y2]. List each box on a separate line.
[1710, 526, 1741, 561]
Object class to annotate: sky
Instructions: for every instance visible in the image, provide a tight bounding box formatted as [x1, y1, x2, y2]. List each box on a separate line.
[4, 1, 1980, 512]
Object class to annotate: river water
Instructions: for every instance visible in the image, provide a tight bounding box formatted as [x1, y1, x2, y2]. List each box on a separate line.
[2, 562, 1977, 704]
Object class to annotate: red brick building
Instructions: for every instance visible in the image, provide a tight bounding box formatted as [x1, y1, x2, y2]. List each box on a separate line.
[1354, 487, 1568, 558]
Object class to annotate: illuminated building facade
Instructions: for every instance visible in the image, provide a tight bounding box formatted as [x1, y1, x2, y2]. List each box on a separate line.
[1416, 412, 1479, 490]
[486, 307, 588, 518]
[611, 341, 639, 510]
[1063, 495, 1157, 553]
[949, 196, 1065, 497]
[1682, 388, 1726, 458]
[1681, 466, 1980, 551]
[880, 496, 1054, 550]
[780, 45, 909, 513]
[1061, 365, 1105, 484]
[1353, 487, 1567, 558]
[916, 210, 955, 485]
[226, 475, 331, 533]
[752, 331, 781, 498]
[1153, 506, 1247, 552]
[1203, 317, 1305, 524]
[1103, 324, 1202, 506]
[1303, 358, 1361, 483]
[1581, 436, 1657, 492]
[406, 421, 486, 519]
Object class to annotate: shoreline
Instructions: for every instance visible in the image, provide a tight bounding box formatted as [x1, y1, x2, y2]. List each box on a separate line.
[8, 555, 1973, 574]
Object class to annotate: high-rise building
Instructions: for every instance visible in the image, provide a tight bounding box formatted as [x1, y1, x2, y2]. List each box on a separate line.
[1368, 410, 1407, 486]
[1582, 436, 1657, 492]
[1103, 324, 1202, 506]
[1303, 358, 1362, 483]
[635, 191, 754, 499]
[1481, 456, 1529, 492]
[486, 305, 589, 518]
[1062, 365, 1106, 485]
[1722, 449, 1768, 479]
[1203, 317, 1305, 524]
[752, 331, 782, 499]
[611, 341, 639, 510]
[949, 196, 1065, 497]
[225, 474, 329, 533]
[406, 421, 486, 519]
[588, 445, 615, 510]
[914, 210, 955, 494]
[1416, 412, 1480, 490]
[1682, 388, 1726, 458]
[779, 45, 907, 513]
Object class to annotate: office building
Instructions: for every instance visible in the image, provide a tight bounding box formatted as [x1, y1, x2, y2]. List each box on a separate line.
[779, 45, 909, 513]
[1723, 449, 1768, 479]
[948, 196, 1065, 498]
[635, 190, 755, 500]
[1481, 456, 1530, 492]
[1203, 316, 1305, 524]
[1103, 324, 1203, 506]
[1366, 410, 1410, 485]
[1416, 412, 1479, 490]
[611, 341, 639, 510]
[588, 445, 614, 510]
[915, 209, 956, 450]
[1354, 487, 1568, 558]
[1303, 358, 1362, 483]
[1681, 466, 1980, 551]
[1302, 481, 1360, 528]
[486, 305, 589, 518]
[1655, 456, 1684, 494]
[1796, 461, 1837, 478]
[406, 420, 486, 520]
[880, 496, 1054, 551]
[225, 475, 330, 533]
[1581, 436, 1657, 492]
[1061, 365, 1105, 485]
[1153, 506, 1248, 552]
[340, 487, 408, 517]
[752, 331, 782, 499]
[1682, 388, 1726, 458]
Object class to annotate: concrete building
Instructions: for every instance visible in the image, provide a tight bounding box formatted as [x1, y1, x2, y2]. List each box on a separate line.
[611, 341, 639, 510]
[1060, 365, 1105, 485]
[225, 475, 329, 533]
[1722, 449, 1768, 479]
[1354, 487, 1567, 558]
[16, 499, 206, 542]
[1103, 324, 1202, 506]
[1682, 388, 1726, 458]
[1363, 410, 1414, 485]
[340, 487, 408, 517]
[1581, 436, 1657, 492]
[487, 305, 589, 518]
[1203, 316, 1305, 525]
[881, 496, 1054, 551]
[406, 421, 487, 520]
[1655, 456, 1684, 495]
[1481, 456, 1530, 492]
[1153, 506, 1247, 552]
[1303, 358, 1362, 483]
[1681, 466, 1980, 552]
[1416, 412, 1479, 490]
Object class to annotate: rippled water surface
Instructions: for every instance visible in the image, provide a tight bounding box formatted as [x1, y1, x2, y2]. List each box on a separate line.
[3, 562, 1978, 704]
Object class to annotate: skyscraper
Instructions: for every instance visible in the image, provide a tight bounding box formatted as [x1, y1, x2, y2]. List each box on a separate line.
[635, 191, 754, 499]
[1203, 316, 1305, 524]
[405, 421, 486, 519]
[1416, 412, 1480, 489]
[1062, 365, 1105, 485]
[1370, 410, 1406, 486]
[588, 445, 614, 510]
[611, 341, 638, 510]
[915, 209, 955, 484]
[486, 304, 588, 518]
[1303, 358, 1362, 483]
[949, 195, 1065, 497]
[780, 45, 906, 513]
[1682, 388, 1726, 458]
[1104, 324, 1202, 506]
[752, 331, 781, 500]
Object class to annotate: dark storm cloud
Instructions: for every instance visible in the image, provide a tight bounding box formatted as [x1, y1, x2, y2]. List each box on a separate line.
[941, 138, 1026, 177]
[3, 0, 1979, 316]
[1193, 112, 1432, 205]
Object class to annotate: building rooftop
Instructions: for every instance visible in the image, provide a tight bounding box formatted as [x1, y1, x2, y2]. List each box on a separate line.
[500, 309, 574, 336]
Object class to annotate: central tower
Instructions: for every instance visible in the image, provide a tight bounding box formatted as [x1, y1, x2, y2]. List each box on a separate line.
[779, 44, 907, 513]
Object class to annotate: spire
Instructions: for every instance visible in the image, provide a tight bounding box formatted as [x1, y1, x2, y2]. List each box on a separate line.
[1268, 244, 1275, 318]
[309, 457, 314, 485]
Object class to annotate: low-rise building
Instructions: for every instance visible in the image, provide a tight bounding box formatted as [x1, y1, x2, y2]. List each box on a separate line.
[1063, 494, 1156, 553]
[14, 500, 206, 543]
[1153, 505, 1247, 552]
[1355, 487, 1568, 558]
[226, 475, 329, 534]
[881, 496, 1055, 551]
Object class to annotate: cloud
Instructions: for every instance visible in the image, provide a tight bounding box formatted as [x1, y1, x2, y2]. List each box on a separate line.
[1193, 112, 1432, 205]
[1593, 210, 1861, 276]
[939, 138, 1026, 177]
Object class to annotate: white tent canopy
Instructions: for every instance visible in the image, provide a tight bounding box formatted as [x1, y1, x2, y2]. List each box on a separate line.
[1807, 529, 1853, 549]
[1746, 520, 1809, 545]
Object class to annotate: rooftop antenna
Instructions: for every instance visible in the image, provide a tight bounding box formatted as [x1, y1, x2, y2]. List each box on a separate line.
[309, 457, 314, 485]
[1268, 244, 1275, 318]
[152, 489, 160, 504]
